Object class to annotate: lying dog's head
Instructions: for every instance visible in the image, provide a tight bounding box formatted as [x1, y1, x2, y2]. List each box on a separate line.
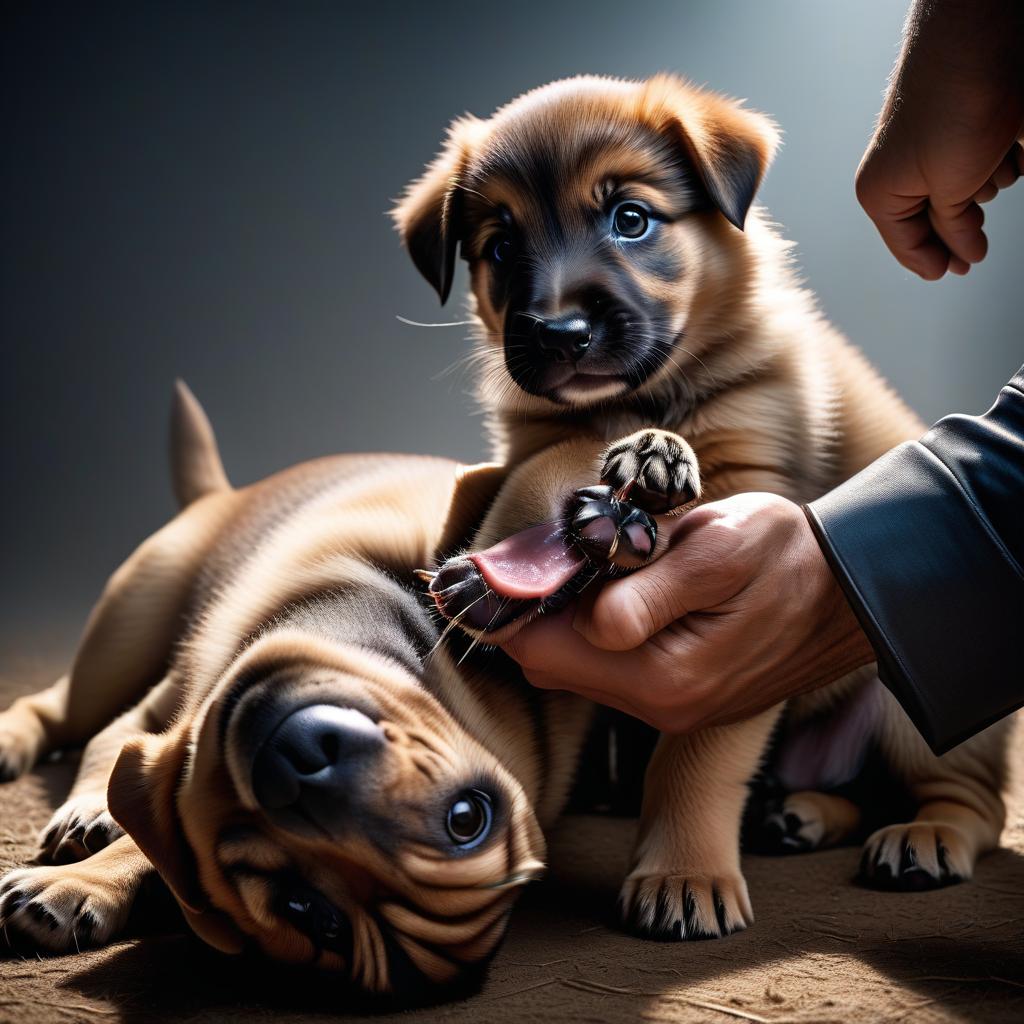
[108, 564, 543, 999]
[393, 74, 779, 409]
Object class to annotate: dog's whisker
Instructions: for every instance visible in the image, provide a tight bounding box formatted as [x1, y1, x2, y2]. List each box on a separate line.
[395, 316, 476, 328]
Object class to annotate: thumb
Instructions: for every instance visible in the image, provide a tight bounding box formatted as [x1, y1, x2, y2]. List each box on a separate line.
[574, 506, 739, 651]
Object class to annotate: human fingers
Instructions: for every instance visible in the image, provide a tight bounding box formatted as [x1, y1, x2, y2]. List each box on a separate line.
[928, 197, 987, 271]
[500, 606, 646, 692]
[572, 506, 739, 651]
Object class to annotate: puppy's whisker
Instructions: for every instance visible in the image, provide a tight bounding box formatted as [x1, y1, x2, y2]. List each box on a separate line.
[451, 182, 498, 207]
[395, 316, 476, 328]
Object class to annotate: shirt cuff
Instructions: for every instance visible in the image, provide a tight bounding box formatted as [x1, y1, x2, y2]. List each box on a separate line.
[806, 441, 1024, 755]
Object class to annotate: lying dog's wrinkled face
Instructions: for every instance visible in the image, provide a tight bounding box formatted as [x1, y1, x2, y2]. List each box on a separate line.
[108, 633, 544, 998]
[394, 74, 779, 409]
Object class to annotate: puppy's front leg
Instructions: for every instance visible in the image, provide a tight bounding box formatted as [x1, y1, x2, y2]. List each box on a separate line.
[0, 835, 153, 952]
[432, 433, 701, 635]
[37, 675, 181, 865]
[622, 709, 780, 940]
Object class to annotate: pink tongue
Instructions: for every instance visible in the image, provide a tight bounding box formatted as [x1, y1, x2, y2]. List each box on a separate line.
[469, 523, 586, 599]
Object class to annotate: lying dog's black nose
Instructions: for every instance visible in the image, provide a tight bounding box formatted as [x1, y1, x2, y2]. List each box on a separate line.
[535, 316, 591, 363]
[252, 704, 384, 812]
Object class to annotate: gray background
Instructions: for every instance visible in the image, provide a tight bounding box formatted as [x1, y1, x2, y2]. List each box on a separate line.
[2, 0, 1021, 651]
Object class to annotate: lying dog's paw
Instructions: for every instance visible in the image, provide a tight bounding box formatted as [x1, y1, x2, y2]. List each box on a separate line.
[0, 862, 131, 952]
[601, 429, 700, 514]
[859, 822, 968, 891]
[0, 711, 39, 783]
[37, 793, 124, 865]
[619, 869, 753, 941]
[568, 486, 657, 570]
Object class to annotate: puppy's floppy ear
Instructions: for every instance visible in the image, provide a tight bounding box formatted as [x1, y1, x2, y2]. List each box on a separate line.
[108, 730, 247, 954]
[108, 730, 206, 913]
[644, 74, 780, 231]
[391, 115, 485, 304]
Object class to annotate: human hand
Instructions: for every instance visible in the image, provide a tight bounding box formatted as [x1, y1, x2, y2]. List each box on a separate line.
[499, 494, 874, 733]
[856, 0, 1024, 279]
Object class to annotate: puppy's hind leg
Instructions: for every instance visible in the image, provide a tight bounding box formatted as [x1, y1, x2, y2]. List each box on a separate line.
[0, 495, 233, 782]
[859, 695, 1009, 891]
[756, 790, 863, 854]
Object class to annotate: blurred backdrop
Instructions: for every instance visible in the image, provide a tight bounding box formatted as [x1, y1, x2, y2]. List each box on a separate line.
[2, 0, 1022, 650]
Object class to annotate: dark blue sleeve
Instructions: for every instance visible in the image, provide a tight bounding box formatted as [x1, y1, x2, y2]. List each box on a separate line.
[805, 366, 1024, 755]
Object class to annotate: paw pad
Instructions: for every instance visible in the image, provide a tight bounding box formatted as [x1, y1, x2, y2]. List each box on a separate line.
[569, 486, 657, 570]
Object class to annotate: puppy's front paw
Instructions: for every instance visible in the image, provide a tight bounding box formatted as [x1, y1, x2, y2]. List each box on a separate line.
[568, 486, 657, 570]
[0, 862, 132, 952]
[37, 793, 124, 865]
[859, 822, 969, 891]
[619, 869, 753, 941]
[601, 430, 700, 514]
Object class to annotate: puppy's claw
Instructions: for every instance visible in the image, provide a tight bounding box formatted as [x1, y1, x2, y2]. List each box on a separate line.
[619, 870, 752, 941]
[858, 822, 969, 891]
[36, 793, 124, 865]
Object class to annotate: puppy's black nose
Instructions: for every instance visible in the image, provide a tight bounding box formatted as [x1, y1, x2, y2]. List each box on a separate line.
[252, 704, 384, 812]
[535, 316, 591, 363]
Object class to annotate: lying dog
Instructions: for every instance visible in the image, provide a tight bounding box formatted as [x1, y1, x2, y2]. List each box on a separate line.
[0, 384, 621, 997]
[393, 74, 1011, 936]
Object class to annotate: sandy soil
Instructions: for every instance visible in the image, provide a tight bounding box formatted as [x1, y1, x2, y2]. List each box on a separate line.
[1, 646, 1022, 1024]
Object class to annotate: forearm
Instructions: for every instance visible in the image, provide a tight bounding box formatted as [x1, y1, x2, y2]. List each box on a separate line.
[895, 0, 1022, 103]
[807, 366, 1024, 754]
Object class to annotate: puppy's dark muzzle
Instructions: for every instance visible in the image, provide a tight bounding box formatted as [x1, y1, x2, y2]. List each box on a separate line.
[252, 704, 384, 819]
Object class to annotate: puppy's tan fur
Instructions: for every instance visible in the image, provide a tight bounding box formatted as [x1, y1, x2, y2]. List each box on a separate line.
[395, 74, 1010, 935]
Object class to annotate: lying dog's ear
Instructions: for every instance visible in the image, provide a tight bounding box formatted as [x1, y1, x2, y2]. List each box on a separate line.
[644, 74, 780, 231]
[108, 729, 248, 954]
[392, 116, 484, 303]
[108, 730, 206, 913]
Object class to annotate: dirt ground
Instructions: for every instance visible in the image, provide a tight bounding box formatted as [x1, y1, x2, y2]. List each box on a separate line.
[1, 644, 1022, 1024]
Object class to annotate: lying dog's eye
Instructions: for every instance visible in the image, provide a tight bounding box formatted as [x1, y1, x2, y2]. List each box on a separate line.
[491, 236, 514, 263]
[281, 882, 351, 948]
[612, 202, 650, 240]
[446, 790, 493, 848]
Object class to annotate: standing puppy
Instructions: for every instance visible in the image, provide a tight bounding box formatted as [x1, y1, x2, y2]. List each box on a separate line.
[394, 75, 1009, 939]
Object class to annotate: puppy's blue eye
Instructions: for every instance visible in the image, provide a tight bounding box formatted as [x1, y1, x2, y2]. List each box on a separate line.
[446, 790, 492, 848]
[492, 237, 514, 263]
[612, 203, 650, 240]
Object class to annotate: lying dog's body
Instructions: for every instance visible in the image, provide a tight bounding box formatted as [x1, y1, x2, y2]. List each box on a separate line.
[0, 384, 604, 996]
[395, 74, 1011, 936]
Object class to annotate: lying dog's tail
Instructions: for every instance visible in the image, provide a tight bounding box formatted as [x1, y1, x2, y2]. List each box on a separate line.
[170, 379, 230, 507]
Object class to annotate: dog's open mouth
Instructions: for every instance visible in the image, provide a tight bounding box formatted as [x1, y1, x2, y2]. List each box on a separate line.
[426, 523, 593, 632]
[424, 487, 657, 634]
